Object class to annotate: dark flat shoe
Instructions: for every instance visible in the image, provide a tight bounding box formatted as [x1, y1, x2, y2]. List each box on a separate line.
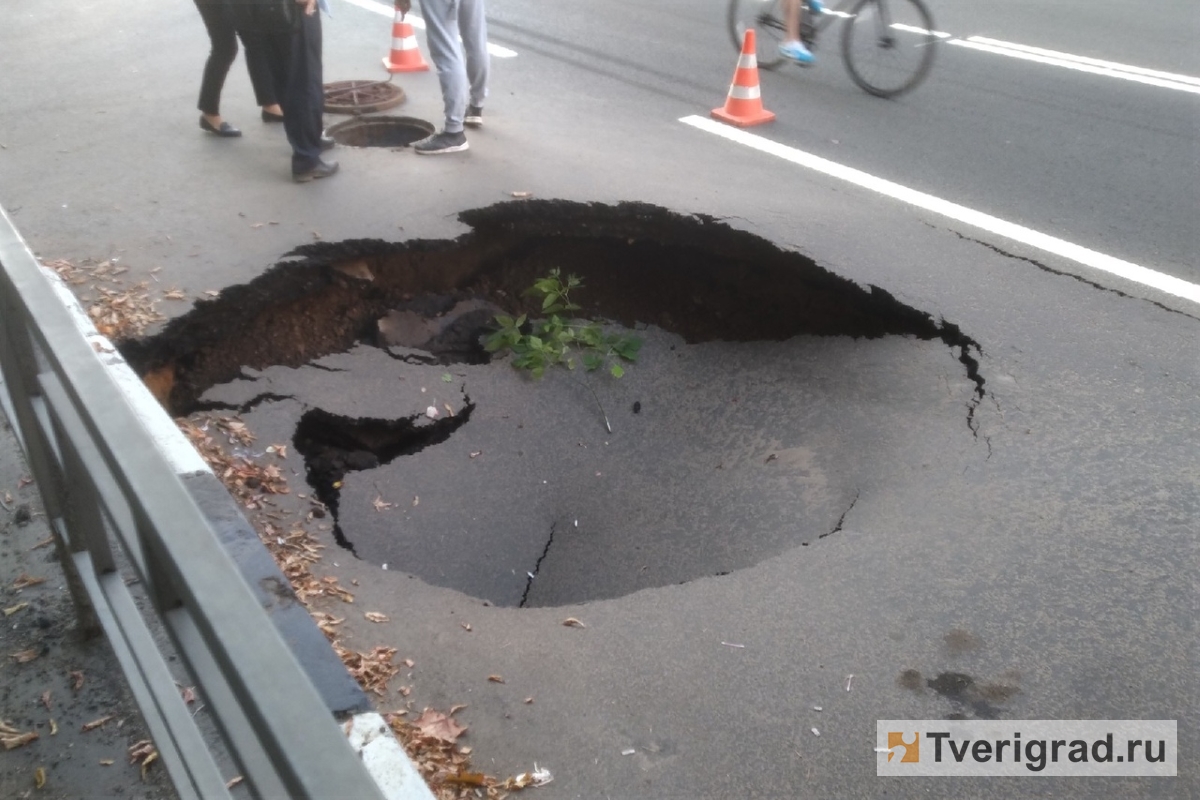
[293, 159, 339, 183]
[200, 116, 241, 137]
[262, 109, 285, 123]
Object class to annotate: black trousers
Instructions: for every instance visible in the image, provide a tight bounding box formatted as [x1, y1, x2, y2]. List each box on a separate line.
[194, 0, 277, 115]
[251, 10, 324, 170]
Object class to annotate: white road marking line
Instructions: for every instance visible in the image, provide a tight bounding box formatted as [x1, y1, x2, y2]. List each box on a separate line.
[948, 39, 1200, 94]
[888, 23, 951, 39]
[340, 0, 518, 58]
[679, 115, 1200, 307]
[965, 36, 1200, 86]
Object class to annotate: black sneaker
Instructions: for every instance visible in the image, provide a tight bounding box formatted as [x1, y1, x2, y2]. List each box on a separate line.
[293, 159, 339, 183]
[464, 106, 483, 128]
[414, 130, 469, 155]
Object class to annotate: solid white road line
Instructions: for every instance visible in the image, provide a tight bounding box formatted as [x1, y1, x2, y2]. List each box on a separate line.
[679, 115, 1200, 307]
[340, 0, 518, 58]
[948, 38, 1200, 94]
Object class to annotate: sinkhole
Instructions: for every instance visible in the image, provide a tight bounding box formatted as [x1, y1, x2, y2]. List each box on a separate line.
[326, 115, 435, 148]
[125, 200, 985, 608]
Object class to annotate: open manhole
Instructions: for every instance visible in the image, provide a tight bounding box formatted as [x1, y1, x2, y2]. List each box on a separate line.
[326, 115, 434, 148]
[323, 79, 406, 114]
[125, 201, 986, 608]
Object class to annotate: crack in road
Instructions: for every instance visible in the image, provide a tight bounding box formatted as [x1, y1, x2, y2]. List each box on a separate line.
[952, 231, 1200, 322]
[819, 491, 860, 540]
[519, 520, 558, 608]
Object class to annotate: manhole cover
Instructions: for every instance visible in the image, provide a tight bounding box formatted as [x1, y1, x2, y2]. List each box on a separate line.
[323, 80, 406, 114]
[326, 116, 434, 148]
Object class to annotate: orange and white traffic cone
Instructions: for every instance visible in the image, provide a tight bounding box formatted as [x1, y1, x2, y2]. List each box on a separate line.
[382, 8, 430, 73]
[711, 29, 775, 127]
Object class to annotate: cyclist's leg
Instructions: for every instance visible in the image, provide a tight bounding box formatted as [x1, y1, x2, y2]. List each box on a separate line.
[779, 0, 815, 63]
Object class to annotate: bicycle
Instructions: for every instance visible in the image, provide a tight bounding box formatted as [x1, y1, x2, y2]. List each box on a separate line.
[727, 0, 938, 98]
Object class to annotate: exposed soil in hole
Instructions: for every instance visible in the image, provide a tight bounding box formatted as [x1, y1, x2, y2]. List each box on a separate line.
[326, 115, 435, 147]
[123, 200, 982, 411]
[125, 200, 986, 606]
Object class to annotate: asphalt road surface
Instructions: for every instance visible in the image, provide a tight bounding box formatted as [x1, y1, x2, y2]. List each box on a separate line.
[1, 1, 1197, 798]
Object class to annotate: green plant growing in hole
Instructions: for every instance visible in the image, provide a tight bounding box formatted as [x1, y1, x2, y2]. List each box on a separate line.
[484, 269, 642, 432]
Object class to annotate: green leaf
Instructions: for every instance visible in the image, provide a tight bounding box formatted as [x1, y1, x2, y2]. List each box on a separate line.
[610, 363, 625, 378]
[515, 314, 527, 328]
[441, 373, 453, 382]
[582, 353, 602, 371]
[495, 314, 514, 329]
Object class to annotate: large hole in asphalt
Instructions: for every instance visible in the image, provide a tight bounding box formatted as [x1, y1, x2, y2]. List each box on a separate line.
[125, 200, 985, 608]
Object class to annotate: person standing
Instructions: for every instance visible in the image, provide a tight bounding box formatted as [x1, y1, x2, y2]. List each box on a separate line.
[402, 0, 489, 154]
[193, 0, 285, 137]
[231, 0, 338, 181]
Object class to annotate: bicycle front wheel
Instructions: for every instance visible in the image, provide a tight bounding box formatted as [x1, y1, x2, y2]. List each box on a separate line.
[727, 0, 788, 71]
[840, 0, 937, 98]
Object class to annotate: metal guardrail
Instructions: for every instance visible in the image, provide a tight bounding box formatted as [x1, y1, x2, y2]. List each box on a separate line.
[0, 204, 390, 800]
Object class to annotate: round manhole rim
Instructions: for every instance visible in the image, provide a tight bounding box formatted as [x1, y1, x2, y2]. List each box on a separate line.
[325, 115, 435, 148]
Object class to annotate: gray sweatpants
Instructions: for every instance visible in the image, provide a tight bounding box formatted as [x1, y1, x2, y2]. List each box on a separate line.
[420, 0, 489, 133]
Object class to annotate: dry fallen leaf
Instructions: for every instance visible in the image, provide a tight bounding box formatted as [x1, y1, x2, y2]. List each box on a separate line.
[226, 776, 244, 789]
[469, 451, 482, 459]
[12, 574, 46, 590]
[1, 730, 38, 750]
[511, 191, 532, 198]
[82, 715, 114, 732]
[460, 622, 472, 632]
[35, 766, 46, 789]
[99, 759, 115, 766]
[413, 708, 467, 743]
[140, 751, 159, 781]
[372, 496, 394, 512]
[403, 658, 415, 668]
[524, 697, 534, 704]
[162, 289, 186, 301]
[129, 739, 159, 781]
[69, 671, 84, 692]
[412, 495, 419, 507]
[562, 617, 587, 628]
[364, 612, 390, 623]
[443, 771, 488, 787]
[11, 648, 41, 664]
[448, 704, 468, 715]
[180, 686, 196, 705]
[49, 719, 57, 736]
[3, 602, 29, 617]
[40, 690, 51, 711]
[487, 675, 505, 684]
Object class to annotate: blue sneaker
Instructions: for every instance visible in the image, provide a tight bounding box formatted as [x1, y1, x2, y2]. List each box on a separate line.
[779, 40, 815, 65]
[808, 0, 826, 14]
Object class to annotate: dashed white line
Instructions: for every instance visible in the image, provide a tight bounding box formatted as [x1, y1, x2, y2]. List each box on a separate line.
[679, 115, 1200, 307]
[340, 0, 517, 58]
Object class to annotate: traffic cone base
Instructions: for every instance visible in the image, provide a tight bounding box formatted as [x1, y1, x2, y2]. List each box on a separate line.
[711, 30, 775, 127]
[383, 13, 430, 73]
